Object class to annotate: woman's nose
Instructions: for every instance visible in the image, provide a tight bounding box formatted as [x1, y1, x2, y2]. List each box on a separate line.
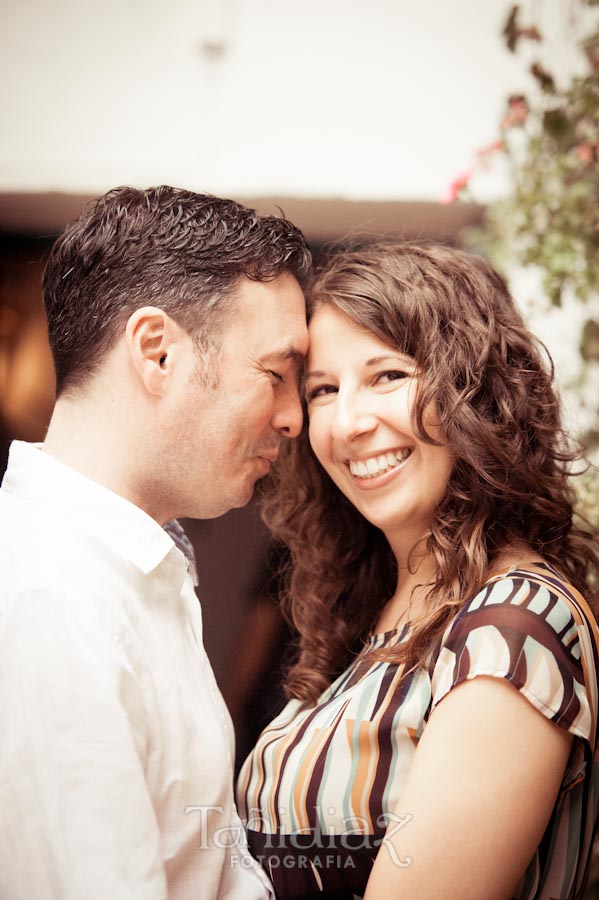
[330, 392, 377, 443]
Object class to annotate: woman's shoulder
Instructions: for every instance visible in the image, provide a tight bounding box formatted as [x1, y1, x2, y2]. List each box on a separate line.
[429, 561, 599, 743]
[455, 561, 595, 636]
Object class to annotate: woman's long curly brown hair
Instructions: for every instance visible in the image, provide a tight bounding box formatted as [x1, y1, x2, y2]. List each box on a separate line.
[261, 240, 599, 705]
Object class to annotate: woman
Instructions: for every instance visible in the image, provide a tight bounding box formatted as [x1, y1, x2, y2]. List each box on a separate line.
[237, 241, 599, 900]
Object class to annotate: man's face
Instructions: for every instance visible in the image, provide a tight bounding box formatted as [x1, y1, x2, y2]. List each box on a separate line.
[161, 272, 308, 520]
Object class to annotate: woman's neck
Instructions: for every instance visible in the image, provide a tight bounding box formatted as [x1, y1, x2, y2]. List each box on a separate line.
[375, 551, 437, 634]
[374, 541, 546, 635]
[485, 543, 545, 579]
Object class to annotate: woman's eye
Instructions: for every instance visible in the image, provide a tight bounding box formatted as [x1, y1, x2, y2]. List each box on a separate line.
[376, 370, 410, 385]
[269, 370, 283, 383]
[306, 384, 337, 402]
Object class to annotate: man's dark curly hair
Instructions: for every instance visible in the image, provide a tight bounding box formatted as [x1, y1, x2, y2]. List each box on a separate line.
[43, 185, 313, 395]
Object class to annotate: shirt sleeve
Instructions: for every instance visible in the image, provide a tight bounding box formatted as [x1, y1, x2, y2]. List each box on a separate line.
[0, 587, 167, 900]
[429, 575, 593, 743]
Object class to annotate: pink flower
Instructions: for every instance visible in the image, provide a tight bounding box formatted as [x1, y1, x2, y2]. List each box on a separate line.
[577, 143, 594, 164]
[441, 170, 473, 205]
[476, 140, 506, 159]
[500, 96, 529, 130]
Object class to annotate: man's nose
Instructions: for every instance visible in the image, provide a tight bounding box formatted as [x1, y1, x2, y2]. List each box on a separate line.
[272, 381, 304, 438]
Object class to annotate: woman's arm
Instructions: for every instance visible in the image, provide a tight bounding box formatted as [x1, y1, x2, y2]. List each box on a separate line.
[364, 675, 573, 900]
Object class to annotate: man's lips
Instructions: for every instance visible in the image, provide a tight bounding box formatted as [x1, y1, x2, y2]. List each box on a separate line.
[258, 450, 279, 464]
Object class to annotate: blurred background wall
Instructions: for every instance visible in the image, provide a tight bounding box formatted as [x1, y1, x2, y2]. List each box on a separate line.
[1, 0, 530, 202]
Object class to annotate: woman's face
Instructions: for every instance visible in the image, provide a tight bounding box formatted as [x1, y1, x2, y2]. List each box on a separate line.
[306, 304, 453, 555]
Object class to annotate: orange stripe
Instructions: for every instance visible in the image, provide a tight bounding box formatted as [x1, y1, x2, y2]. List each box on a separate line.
[346, 719, 377, 831]
[292, 727, 332, 829]
[292, 701, 350, 828]
[267, 720, 306, 830]
[252, 727, 291, 831]
[347, 665, 406, 829]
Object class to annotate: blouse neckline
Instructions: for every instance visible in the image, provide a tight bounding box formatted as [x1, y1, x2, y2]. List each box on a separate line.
[364, 561, 562, 648]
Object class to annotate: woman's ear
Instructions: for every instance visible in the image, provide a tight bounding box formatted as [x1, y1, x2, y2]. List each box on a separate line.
[125, 307, 183, 396]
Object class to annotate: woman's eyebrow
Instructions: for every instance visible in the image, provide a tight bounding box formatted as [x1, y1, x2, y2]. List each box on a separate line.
[365, 354, 409, 366]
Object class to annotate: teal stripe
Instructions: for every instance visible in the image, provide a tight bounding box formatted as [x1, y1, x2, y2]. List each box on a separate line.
[381, 671, 429, 818]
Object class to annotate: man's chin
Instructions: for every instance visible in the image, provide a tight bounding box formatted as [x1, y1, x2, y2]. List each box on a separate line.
[212, 477, 257, 517]
[235, 476, 259, 508]
[178, 472, 261, 520]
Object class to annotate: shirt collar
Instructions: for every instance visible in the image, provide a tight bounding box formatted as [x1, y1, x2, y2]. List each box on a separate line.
[2, 440, 176, 575]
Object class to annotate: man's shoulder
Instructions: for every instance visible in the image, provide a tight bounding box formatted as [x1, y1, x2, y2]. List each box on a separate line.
[0, 496, 149, 680]
[2, 483, 89, 553]
[0, 487, 137, 605]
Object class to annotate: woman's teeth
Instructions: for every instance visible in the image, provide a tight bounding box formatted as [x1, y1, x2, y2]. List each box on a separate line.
[349, 448, 412, 479]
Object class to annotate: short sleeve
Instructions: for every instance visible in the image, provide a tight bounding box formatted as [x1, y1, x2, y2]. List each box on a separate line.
[430, 575, 593, 742]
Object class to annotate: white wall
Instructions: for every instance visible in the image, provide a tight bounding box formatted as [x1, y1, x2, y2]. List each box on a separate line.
[0, 0, 578, 201]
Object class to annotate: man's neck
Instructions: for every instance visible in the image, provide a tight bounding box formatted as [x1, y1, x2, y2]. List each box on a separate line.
[44, 393, 160, 522]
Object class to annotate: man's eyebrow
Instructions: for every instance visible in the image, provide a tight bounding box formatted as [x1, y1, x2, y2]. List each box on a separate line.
[262, 347, 306, 367]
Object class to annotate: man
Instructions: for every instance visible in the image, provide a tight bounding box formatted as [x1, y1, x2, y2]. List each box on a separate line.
[0, 186, 312, 899]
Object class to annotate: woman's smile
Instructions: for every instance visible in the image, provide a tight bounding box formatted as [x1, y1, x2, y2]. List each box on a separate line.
[347, 446, 413, 481]
[306, 303, 452, 555]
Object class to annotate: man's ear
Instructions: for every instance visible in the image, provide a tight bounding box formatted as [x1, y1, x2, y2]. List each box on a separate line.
[125, 307, 184, 396]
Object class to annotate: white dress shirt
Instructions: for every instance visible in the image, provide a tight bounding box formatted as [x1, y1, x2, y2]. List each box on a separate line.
[0, 441, 272, 900]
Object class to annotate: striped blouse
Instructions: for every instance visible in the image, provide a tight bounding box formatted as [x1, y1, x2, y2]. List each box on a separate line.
[237, 564, 599, 899]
